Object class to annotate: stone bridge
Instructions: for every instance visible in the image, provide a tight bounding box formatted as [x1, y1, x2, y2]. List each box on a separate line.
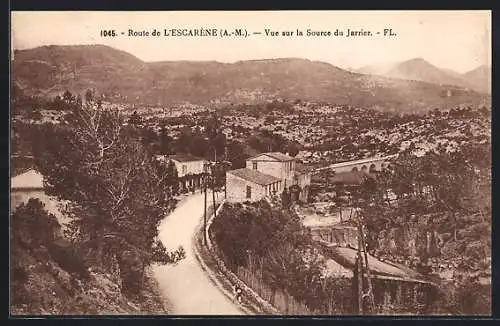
[314, 155, 397, 174]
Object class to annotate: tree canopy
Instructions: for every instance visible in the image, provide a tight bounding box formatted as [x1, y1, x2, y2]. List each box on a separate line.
[33, 90, 184, 295]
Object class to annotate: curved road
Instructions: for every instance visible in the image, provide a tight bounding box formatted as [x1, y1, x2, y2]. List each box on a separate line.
[152, 193, 244, 315]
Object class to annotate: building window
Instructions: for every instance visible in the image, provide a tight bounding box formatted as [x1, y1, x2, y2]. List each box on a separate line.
[253, 162, 258, 170]
[182, 165, 187, 174]
[246, 186, 252, 199]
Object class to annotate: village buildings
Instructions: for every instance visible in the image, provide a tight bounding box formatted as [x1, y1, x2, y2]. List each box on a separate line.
[225, 152, 312, 203]
[156, 153, 208, 192]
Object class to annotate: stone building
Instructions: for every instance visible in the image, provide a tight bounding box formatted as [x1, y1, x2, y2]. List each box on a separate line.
[226, 152, 311, 203]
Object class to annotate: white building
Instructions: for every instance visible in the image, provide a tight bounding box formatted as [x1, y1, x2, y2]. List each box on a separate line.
[156, 153, 208, 192]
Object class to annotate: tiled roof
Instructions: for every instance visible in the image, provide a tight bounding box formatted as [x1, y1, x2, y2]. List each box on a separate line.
[327, 247, 429, 283]
[169, 153, 206, 162]
[11, 169, 44, 189]
[228, 168, 281, 186]
[248, 152, 294, 162]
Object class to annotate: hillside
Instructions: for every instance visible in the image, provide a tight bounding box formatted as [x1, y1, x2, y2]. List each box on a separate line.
[11, 198, 169, 315]
[12, 247, 168, 315]
[12, 45, 490, 113]
[463, 65, 491, 94]
[357, 58, 491, 94]
[385, 58, 470, 87]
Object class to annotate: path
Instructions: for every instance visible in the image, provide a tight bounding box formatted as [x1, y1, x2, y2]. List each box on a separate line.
[152, 193, 244, 315]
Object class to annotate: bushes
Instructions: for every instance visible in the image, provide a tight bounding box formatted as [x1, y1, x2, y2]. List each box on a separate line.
[433, 278, 489, 315]
[47, 239, 90, 280]
[212, 201, 351, 314]
[11, 198, 60, 248]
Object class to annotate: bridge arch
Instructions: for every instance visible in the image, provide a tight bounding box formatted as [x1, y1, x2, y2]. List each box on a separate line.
[352, 167, 358, 172]
[369, 163, 377, 172]
[361, 165, 368, 172]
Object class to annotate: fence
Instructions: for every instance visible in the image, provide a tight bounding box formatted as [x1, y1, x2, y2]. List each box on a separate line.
[235, 264, 312, 315]
[200, 200, 280, 315]
[205, 200, 436, 315]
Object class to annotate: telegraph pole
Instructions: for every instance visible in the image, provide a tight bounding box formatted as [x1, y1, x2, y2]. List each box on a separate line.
[357, 234, 364, 315]
[359, 218, 376, 313]
[212, 166, 217, 220]
[355, 209, 376, 314]
[203, 168, 208, 246]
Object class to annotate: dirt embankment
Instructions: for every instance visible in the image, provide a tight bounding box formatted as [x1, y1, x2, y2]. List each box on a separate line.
[11, 245, 169, 316]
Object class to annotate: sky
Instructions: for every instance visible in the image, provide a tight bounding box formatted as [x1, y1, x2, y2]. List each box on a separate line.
[11, 11, 491, 73]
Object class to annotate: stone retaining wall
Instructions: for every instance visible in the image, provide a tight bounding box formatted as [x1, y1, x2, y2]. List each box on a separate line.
[193, 200, 281, 315]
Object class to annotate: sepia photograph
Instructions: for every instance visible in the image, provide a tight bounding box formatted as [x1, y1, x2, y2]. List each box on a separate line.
[10, 10, 491, 316]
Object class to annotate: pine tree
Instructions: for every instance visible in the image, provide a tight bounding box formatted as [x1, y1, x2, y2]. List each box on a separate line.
[33, 90, 184, 295]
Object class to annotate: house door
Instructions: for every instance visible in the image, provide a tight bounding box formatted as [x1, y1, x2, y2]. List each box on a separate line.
[246, 186, 252, 199]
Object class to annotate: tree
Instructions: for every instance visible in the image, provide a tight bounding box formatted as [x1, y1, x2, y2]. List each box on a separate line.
[287, 142, 300, 157]
[226, 140, 249, 169]
[158, 126, 173, 155]
[281, 188, 292, 209]
[140, 127, 158, 151]
[128, 110, 142, 126]
[11, 198, 60, 250]
[33, 91, 184, 295]
[62, 90, 75, 105]
[332, 183, 347, 222]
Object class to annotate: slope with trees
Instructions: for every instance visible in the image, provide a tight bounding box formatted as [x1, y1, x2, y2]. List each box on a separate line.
[29, 90, 184, 297]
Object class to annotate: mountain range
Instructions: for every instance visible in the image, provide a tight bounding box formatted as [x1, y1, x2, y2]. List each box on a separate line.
[356, 58, 490, 94]
[12, 45, 490, 113]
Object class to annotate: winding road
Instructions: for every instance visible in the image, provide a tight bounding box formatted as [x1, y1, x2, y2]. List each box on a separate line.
[151, 193, 244, 315]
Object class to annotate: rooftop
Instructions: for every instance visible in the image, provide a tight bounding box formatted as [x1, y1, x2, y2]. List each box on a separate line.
[169, 153, 206, 162]
[324, 246, 431, 284]
[228, 168, 282, 186]
[11, 169, 44, 189]
[248, 152, 294, 162]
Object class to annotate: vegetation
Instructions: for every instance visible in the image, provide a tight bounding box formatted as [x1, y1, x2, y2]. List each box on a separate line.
[349, 144, 491, 315]
[211, 200, 353, 314]
[30, 90, 184, 297]
[11, 199, 167, 315]
[11, 77, 490, 315]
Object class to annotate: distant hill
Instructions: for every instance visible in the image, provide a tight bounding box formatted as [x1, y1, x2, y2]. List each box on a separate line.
[12, 45, 490, 113]
[357, 58, 491, 94]
[463, 65, 491, 94]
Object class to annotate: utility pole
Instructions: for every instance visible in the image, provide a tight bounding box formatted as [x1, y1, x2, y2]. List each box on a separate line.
[356, 234, 364, 315]
[360, 223, 376, 313]
[212, 164, 217, 220]
[356, 209, 376, 314]
[203, 169, 207, 246]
